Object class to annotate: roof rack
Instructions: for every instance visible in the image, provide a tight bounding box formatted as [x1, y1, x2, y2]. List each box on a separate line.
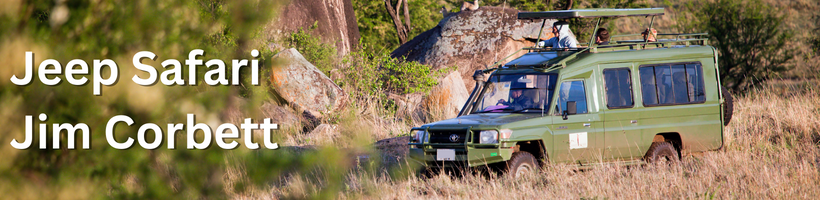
[520, 8, 666, 54]
[482, 8, 684, 73]
[484, 32, 710, 73]
[518, 8, 664, 19]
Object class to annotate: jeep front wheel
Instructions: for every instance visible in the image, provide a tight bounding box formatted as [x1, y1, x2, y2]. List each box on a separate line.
[644, 142, 679, 164]
[505, 152, 539, 178]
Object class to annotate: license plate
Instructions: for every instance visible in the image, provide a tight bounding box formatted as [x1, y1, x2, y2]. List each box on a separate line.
[436, 149, 456, 161]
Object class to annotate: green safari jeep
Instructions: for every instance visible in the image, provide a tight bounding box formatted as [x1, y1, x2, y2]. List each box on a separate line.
[408, 8, 734, 176]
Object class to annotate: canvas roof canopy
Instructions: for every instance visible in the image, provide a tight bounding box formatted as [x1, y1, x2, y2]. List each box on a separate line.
[518, 8, 664, 19]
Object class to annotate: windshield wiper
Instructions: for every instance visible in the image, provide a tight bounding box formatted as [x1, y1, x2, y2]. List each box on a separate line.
[477, 108, 513, 113]
[513, 107, 543, 113]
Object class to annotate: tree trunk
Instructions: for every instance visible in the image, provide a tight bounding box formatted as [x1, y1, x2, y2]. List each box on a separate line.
[384, 0, 411, 44]
[403, 0, 411, 32]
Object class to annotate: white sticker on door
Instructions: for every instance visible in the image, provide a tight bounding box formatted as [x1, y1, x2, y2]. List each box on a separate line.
[569, 132, 588, 149]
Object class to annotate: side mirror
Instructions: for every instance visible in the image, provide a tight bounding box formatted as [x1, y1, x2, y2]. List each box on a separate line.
[562, 101, 577, 120]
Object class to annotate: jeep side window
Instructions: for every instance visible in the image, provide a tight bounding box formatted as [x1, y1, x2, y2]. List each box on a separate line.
[639, 67, 658, 105]
[603, 68, 634, 108]
[654, 65, 674, 104]
[555, 80, 588, 114]
[640, 63, 705, 106]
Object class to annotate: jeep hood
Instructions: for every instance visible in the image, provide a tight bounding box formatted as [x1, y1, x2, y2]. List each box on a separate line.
[422, 113, 542, 128]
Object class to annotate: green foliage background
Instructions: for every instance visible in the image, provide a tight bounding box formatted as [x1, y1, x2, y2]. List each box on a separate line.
[0, 0, 369, 199]
[674, 0, 795, 92]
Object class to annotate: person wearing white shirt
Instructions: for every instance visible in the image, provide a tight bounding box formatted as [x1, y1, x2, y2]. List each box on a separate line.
[537, 21, 579, 49]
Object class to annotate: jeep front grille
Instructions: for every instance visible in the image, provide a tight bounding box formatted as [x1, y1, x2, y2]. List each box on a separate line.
[428, 130, 468, 143]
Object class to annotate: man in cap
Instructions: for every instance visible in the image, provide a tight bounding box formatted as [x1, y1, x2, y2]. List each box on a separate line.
[537, 21, 579, 49]
[497, 80, 534, 110]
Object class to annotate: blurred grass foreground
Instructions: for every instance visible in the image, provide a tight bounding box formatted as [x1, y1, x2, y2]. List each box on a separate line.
[0, 0, 375, 199]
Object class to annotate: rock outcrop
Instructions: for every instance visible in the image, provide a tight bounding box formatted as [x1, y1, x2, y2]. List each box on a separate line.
[260, 102, 303, 129]
[391, 6, 558, 91]
[386, 71, 470, 122]
[271, 48, 347, 118]
[305, 124, 339, 144]
[269, 0, 361, 56]
[423, 71, 470, 119]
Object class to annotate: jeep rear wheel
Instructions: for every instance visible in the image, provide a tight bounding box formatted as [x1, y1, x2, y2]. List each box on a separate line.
[505, 152, 539, 178]
[644, 142, 679, 164]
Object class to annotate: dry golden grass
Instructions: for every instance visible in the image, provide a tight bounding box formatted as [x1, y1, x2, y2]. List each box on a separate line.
[234, 79, 820, 199]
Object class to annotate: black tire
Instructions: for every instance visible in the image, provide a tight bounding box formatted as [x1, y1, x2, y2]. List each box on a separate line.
[721, 85, 734, 126]
[505, 152, 539, 178]
[644, 142, 680, 163]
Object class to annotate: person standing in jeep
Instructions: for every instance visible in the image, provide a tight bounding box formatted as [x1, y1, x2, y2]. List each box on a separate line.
[537, 21, 579, 48]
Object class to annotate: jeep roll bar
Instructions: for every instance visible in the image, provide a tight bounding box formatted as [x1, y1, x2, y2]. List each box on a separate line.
[517, 8, 665, 19]
[480, 8, 709, 72]
[519, 8, 665, 50]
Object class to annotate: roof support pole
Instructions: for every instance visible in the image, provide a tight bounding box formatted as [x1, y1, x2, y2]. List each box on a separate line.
[588, 18, 602, 47]
[534, 19, 547, 49]
[649, 15, 655, 31]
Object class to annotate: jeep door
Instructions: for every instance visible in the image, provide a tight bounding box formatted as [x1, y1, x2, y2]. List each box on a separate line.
[550, 76, 604, 164]
[598, 63, 644, 160]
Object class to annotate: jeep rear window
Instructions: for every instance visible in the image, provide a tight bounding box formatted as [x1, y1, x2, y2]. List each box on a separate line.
[473, 74, 558, 113]
[639, 63, 705, 106]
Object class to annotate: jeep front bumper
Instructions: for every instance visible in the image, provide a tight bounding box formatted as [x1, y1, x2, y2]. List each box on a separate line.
[407, 128, 516, 168]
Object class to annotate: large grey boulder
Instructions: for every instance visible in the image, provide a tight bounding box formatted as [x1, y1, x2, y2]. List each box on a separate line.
[271, 48, 347, 118]
[392, 6, 558, 91]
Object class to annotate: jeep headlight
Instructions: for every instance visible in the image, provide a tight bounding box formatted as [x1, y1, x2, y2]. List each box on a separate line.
[479, 129, 513, 144]
[479, 130, 498, 144]
[412, 130, 427, 143]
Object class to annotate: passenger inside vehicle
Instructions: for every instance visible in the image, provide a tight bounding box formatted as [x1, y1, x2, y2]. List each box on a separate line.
[672, 71, 693, 103]
[478, 74, 554, 113]
[640, 68, 659, 105]
[595, 28, 610, 45]
[498, 81, 535, 110]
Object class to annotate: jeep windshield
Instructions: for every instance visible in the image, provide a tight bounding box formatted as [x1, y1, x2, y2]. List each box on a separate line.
[472, 73, 558, 114]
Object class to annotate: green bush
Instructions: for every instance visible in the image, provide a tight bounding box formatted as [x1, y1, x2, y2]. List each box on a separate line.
[341, 44, 443, 97]
[682, 0, 794, 92]
[382, 57, 440, 94]
[284, 22, 338, 75]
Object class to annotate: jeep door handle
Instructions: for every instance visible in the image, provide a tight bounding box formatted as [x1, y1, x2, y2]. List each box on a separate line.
[583, 123, 591, 127]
